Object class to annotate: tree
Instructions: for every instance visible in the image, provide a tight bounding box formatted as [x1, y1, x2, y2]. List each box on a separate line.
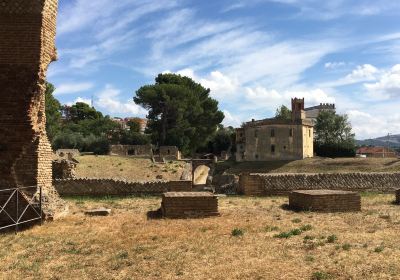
[45, 82, 62, 141]
[62, 102, 103, 123]
[314, 111, 356, 157]
[134, 73, 224, 155]
[275, 105, 291, 120]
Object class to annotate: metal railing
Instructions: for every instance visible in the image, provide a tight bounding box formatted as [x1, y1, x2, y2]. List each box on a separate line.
[0, 186, 42, 233]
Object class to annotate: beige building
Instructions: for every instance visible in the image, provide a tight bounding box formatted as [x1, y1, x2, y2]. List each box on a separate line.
[236, 98, 314, 161]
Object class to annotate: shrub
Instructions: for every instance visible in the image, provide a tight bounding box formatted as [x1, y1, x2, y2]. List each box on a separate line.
[264, 226, 279, 232]
[292, 218, 302, 223]
[326, 235, 338, 243]
[374, 245, 384, 253]
[231, 228, 244, 237]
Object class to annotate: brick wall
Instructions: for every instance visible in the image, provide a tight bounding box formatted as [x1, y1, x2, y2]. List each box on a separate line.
[0, 0, 66, 218]
[239, 173, 400, 195]
[54, 178, 192, 196]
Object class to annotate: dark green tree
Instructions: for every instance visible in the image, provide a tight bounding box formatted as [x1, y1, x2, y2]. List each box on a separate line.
[45, 82, 62, 141]
[314, 110, 356, 157]
[134, 73, 224, 155]
[275, 105, 291, 120]
[126, 118, 142, 133]
[62, 102, 103, 123]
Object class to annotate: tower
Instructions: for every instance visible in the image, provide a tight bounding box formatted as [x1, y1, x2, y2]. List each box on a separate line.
[291, 98, 305, 122]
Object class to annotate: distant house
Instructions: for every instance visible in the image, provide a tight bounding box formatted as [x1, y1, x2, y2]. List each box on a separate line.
[236, 98, 314, 162]
[111, 117, 148, 133]
[356, 146, 397, 158]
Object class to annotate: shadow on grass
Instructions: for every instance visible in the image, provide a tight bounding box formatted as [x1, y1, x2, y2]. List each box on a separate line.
[146, 208, 163, 220]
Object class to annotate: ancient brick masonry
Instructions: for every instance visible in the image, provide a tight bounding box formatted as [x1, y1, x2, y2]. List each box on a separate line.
[239, 173, 400, 195]
[161, 192, 219, 218]
[289, 190, 361, 212]
[0, 0, 66, 218]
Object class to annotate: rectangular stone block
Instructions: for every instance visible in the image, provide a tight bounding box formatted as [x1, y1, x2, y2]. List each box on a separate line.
[161, 192, 219, 218]
[289, 190, 361, 212]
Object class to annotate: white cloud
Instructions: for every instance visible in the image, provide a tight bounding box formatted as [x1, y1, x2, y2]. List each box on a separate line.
[364, 64, 400, 100]
[54, 82, 94, 95]
[324, 61, 346, 69]
[347, 109, 400, 139]
[319, 64, 379, 88]
[222, 110, 242, 128]
[66, 97, 92, 106]
[95, 85, 147, 116]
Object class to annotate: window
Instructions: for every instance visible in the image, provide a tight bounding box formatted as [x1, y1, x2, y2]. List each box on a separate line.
[240, 145, 244, 150]
[239, 133, 243, 137]
[271, 145, 275, 153]
[128, 149, 136, 155]
[309, 129, 311, 138]
[255, 154, 259, 159]
[289, 128, 293, 137]
[271, 129, 275, 137]
[283, 146, 287, 150]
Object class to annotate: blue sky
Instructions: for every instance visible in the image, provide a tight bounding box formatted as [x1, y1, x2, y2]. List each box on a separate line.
[49, 0, 400, 140]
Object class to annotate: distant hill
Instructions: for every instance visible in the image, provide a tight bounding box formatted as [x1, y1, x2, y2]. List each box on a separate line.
[356, 134, 400, 148]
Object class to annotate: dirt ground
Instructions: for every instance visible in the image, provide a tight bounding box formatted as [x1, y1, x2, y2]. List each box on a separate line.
[1, 194, 399, 280]
[75, 155, 187, 181]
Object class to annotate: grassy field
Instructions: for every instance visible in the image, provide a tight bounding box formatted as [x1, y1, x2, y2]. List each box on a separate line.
[75, 156, 187, 181]
[1, 195, 400, 279]
[217, 157, 400, 175]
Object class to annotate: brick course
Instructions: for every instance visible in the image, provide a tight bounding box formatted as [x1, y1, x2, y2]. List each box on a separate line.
[239, 173, 400, 195]
[289, 190, 361, 212]
[54, 178, 192, 196]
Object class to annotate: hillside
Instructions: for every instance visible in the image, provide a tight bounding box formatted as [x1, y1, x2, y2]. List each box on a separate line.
[357, 134, 400, 148]
[217, 157, 400, 175]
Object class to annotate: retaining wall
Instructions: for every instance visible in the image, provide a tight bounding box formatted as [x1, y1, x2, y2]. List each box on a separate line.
[54, 178, 192, 196]
[239, 173, 400, 195]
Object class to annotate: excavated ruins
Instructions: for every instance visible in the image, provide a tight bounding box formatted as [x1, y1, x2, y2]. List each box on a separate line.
[0, 0, 66, 223]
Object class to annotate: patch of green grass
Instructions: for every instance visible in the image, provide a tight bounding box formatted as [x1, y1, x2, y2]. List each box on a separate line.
[116, 251, 128, 259]
[305, 255, 315, 262]
[274, 225, 313, 239]
[300, 224, 313, 231]
[292, 218, 302, 223]
[311, 271, 332, 280]
[342, 243, 351, 251]
[374, 245, 385, 253]
[231, 228, 244, 237]
[326, 235, 338, 243]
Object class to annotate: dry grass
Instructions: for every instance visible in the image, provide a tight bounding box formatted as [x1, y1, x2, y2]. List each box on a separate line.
[75, 155, 187, 181]
[220, 157, 400, 175]
[1, 194, 400, 279]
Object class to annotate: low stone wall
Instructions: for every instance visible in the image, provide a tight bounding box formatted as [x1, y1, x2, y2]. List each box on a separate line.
[239, 173, 400, 195]
[54, 178, 192, 196]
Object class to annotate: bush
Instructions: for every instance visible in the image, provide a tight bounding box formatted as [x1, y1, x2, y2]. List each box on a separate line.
[314, 142, 356, 158]
[231, 228, 244, 237]
[311, 271, 332, 280]
[326, 235, 338, 243]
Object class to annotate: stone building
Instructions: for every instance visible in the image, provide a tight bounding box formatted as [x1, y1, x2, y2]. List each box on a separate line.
[356, 146, 398, 158]
[110, 144, 153, 157]
[159, 146, 181, 160]
[304, 103, 335, 123]
[236, 98, 314, 161]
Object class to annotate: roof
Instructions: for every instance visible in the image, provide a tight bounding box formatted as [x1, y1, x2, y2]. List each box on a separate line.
[357, 146, 397, 154]
[304, 103, 335, 111]
[243, 117, 314, 128]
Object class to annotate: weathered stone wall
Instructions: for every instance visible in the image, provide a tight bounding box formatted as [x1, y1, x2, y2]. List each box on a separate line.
[0, 0, 65, 217]
[239, 173, 400, 195]
[110, 145, 153, 157]
[159, 146, 181, 160]
[54, 178, 192, 196]
[52, 159, 76, 180]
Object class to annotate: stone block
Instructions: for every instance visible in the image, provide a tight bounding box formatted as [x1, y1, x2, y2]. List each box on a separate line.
[289, 190, 361, 212]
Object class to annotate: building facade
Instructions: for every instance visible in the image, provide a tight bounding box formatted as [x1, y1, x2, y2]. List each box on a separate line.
[304, 103, 335, 123]
[356, 147, 398, 158]
[236, 98, 314, 162]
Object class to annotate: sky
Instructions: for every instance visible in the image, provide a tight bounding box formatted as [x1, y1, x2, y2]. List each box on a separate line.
[49, 0, 400, 140]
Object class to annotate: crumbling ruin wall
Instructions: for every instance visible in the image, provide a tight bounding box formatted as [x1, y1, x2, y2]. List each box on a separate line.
[239, 173, 400, 195]
[0, 0, 66, 217]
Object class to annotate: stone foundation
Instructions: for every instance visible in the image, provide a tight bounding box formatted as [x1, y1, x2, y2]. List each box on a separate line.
[0, 0, 66, 218]
[161, 192, 219, 218]
[289, 190, 361, 212]
[239, 173, 400, 195]
[54, 178, 192, 196]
